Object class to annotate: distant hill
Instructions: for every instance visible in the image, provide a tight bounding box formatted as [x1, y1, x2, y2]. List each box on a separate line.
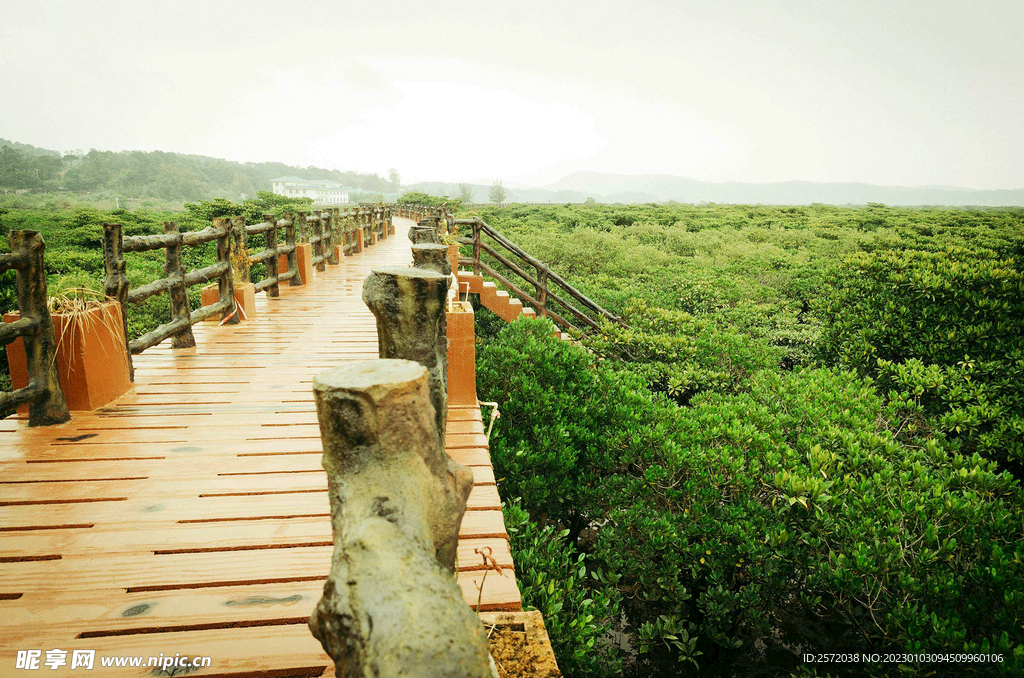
[0, 138, 391, 201]
[405, 172, 1024, 207]
[542, 171, 1024, 207]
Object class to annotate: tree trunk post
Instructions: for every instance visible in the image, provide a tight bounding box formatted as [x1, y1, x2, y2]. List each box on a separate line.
[362, 267, 451, 450]
[410, 219, 440, 245]
[326, 209, 339, 265]
[163, 221, 196, 348]
[312, 213, 324, 272]
[308, 360, 488, 678]
[285, 212, 302, 286]
[411, 244, 451, 276]
[230, 215, 250, 283]
[263, 213, 280, 298]
[102, 222, 134, 381]
[7, 230, 71, 426]
[213, 218, 239, 324]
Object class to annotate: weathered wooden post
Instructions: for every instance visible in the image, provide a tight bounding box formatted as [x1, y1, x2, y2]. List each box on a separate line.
[1, 231, 71, 426]
[535, 263, 550, 318]
[285, 212, 302, 286]
[212, 218, 240, 324]
[341, 210, 352, 256]
[163, 221, 196, 348]
[312, 213, 325, 272]
[308, 360, 489, 678]
[102, 222, 134, 381]
[411, 243, 451, 276]
[230, 216, 249, 283]
[326, 209, 339, 264]
[263, 213, 280, 298]
[296, 211, 309, 244]
[471, 219, 482, 277]
[354, 210, 365, 254]
[362, 267, 450, 448]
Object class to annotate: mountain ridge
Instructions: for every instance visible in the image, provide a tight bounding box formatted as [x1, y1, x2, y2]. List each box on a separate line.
[406, 171, 1024, 206]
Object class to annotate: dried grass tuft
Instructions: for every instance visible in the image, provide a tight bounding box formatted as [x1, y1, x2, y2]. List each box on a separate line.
[46, 281, 128, 377]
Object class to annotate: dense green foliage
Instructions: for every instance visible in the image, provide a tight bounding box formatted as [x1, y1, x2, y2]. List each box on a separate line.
[504, 501, 624, 676]
[472, 203, 1024, 676]
[0, 138, 391, 201]
[0, 193, 314, 373]
[397, 191, 462, 208]
[817, 247, 1024, 475]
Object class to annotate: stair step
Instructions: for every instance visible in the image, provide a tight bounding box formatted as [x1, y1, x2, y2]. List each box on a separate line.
[520, 308, 537, 319]
[458, 273, 484, 295]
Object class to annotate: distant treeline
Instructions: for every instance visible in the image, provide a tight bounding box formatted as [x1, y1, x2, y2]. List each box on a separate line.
[0, 138, 392, 201]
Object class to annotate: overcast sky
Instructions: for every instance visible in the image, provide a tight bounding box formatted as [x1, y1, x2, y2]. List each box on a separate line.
[1, 1, 1021, 188]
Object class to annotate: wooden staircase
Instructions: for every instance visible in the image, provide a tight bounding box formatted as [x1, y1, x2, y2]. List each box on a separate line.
[453, 216, 622, 339]
[457, 272, 574, 341]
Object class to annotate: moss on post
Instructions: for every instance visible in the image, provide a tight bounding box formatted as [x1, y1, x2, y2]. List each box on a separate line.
[7, 230, 71, 426]
[102, 222, 134, 381]
[362, 267, 450, 449]
[308, 360, 488, 678]
[163, 221, 196, 348]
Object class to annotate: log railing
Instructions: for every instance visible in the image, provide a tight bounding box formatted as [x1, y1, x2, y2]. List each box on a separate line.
[456, 217, 622, 333]
[245, 213, 300, 295]
[0, 231, 71, 426]
[3, 204, 401, 421]
[103, 218, 240, 380]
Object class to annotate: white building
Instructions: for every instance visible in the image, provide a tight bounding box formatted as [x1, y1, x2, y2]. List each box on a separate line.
[270, 176, 352, 204]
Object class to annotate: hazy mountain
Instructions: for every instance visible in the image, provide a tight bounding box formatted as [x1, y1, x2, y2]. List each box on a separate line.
[405, 172, 1024, 206]
[541, 171, 1024, 206]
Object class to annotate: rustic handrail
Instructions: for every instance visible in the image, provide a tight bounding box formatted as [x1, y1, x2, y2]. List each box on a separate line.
[103, 219, 239, 380]
[0, 230, 71, 426]
[452, 216, 622, 333]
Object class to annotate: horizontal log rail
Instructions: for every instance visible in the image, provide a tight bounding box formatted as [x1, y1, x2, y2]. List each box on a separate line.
[0, 230, 71, 426]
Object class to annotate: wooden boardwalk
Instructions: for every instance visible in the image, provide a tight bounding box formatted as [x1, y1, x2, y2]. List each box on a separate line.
[0, 217, 520, 676]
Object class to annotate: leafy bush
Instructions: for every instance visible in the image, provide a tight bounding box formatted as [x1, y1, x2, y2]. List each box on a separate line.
[478, 318, 681, 541]
[584, 299, 780, 404]
[480, 318, 1024, 677]
[398, 191, 460, 208]
[504, 501, 623, 677]
[817, 246, 1024, 473]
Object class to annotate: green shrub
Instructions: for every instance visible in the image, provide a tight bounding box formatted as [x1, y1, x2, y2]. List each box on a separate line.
[817, 247, 1024, 473]
[480, 320, 1024, 676]
[504, 501, 623, 677]
[584, 299, 780, 404]
[478, 318, 681, 540]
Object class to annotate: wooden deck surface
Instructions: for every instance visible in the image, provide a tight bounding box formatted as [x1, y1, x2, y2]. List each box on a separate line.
[0, 217, 520, 676]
